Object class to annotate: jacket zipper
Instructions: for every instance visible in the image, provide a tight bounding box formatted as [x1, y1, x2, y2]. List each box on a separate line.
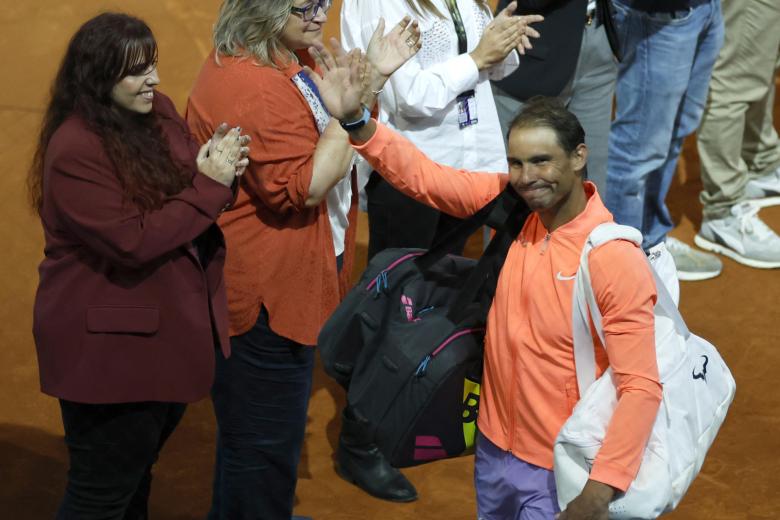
[508, 230, 551, 453]
[414, 327, 485, 377]
[507, 257, 519, 454]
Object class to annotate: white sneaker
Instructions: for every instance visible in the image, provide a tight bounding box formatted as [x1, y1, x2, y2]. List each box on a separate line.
[694, 202, 780, 269]
[664, 237, 722, 281]
[744, 167, 780, 208]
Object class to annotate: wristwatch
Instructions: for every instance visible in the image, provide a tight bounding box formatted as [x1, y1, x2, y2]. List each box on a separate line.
[339, 105, 371, 131]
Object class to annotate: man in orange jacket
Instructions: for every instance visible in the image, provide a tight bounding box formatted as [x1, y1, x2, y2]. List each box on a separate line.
[310, 44, 662, 520]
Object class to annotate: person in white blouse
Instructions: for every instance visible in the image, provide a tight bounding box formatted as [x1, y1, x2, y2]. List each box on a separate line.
[342, 0, 542, 260]
[338, 0, 543, 503]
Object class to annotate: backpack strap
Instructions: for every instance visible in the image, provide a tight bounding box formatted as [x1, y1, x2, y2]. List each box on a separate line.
[412, 185, 530, 324]
[571, 223, 691, 397]
[571, 223, 635, 394]
[414, 184, 527, 271]
[446, 185, 529, 323]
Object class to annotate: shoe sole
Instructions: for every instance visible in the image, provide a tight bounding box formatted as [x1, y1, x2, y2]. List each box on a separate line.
[676, 269, 721, 281]
[746, 196, 780, 209]
[334, 463, 419, 503]
[694, 234, 780, 269]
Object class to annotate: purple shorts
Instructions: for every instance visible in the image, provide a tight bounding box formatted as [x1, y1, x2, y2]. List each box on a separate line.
[474, 433, 560, 520]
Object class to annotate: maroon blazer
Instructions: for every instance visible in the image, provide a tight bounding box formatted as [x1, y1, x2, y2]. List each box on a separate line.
[33, 93, 234, 404]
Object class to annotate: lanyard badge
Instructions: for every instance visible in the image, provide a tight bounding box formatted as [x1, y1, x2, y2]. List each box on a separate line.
[446, 0, 479, 130]
[457, 90, 478, 129]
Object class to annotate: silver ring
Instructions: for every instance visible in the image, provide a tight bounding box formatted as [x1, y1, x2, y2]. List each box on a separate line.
[405, 37, 415, 47]
[227, 158, 235, 165]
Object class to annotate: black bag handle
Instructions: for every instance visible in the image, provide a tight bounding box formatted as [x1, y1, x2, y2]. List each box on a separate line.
[410, 185, 530, 324]
[414, 185, 527, 272]
[446, 186, 529, 323]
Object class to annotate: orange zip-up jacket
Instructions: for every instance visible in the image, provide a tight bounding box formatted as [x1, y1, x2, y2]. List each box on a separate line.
[353, 123, 662, 491]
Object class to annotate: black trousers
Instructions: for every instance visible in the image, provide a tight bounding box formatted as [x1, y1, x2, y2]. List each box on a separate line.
[57, 400, 186, 520]
[365, 171, 468, 260]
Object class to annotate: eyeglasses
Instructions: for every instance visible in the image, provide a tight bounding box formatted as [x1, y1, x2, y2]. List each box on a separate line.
[290, 0, 332, 22]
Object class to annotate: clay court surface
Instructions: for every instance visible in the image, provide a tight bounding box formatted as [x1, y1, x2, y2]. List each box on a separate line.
[1, 1, 778, 518]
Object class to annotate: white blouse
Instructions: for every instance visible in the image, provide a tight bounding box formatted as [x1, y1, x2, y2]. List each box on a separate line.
[341, 0, 519, 193]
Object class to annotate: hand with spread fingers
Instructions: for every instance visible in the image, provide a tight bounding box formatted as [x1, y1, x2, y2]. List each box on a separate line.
[366, 16, 421, 79]
[306, 39, 368, 123]
[513, 12, 544, 55]
[196, 125, 248, 187]
[361, 16, 421, 106]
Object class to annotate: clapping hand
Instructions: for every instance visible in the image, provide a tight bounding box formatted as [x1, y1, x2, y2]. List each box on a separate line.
[515, 14, 543, 54]
[366, 16, 421, 79]
[306, 39, 368, 123]
[209, 124, 251, 177]
[197, 124, 251, 187]
[494, 2, 543, 55]
[472, 2, 543, 68]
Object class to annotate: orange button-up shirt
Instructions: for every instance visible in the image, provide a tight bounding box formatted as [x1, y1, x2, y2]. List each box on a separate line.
[186, 51, 357, 345]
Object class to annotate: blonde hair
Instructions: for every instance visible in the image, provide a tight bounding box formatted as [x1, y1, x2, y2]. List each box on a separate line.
[212, 0, 295, 66]
[404, 0, 491, 19]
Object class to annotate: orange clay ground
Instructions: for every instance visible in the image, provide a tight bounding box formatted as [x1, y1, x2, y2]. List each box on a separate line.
[1, 2, 778, 518]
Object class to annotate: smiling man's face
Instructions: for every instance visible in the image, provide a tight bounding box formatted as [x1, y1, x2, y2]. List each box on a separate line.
[507, 125, 588, 223]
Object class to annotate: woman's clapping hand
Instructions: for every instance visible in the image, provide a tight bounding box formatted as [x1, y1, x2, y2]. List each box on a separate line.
[306, 40, 368, 122]
[196, 124, 251, 187]
[306, 14, 422, 122]
[366, 16, 421, 79]
[470, 2, 543, 69]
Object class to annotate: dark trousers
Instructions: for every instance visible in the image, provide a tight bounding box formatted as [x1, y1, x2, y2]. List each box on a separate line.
[208, 307, 315, 520]
[366, 171, 468, 260]
[56, 400, 186, 520]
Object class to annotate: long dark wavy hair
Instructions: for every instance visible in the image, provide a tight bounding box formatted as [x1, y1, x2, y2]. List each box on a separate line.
[28, 13, 192, 214]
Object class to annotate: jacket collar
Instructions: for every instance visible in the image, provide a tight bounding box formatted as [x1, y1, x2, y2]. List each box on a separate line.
[534, 181, 614, 238]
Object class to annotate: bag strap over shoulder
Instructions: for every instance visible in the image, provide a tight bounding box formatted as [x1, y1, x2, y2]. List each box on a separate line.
[413, 185, 530, 324]
[414, 185, 528, 270]
[571, 223, 690, 396]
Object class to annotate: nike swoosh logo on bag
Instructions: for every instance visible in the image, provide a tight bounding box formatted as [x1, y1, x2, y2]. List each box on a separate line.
[556, 272, 576, 281]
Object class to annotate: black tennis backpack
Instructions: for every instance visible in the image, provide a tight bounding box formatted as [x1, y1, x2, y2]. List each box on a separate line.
[318, 186, 529, 467]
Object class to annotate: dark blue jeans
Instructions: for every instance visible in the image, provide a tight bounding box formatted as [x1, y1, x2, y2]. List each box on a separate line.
[208, 307, 315, 520]
[57, 400, 186, 520]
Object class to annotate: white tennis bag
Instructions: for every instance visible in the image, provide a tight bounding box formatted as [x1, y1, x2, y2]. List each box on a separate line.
[553, 223, 736, 519]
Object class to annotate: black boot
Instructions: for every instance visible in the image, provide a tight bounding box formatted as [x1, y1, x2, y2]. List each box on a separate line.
[336, 406, 418, 502]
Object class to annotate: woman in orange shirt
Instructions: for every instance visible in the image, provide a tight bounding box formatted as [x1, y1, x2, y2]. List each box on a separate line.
[186, 1, 422, 517]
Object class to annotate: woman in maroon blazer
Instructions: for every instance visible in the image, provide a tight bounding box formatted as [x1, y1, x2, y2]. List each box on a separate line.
[27, 13, 248, 519]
